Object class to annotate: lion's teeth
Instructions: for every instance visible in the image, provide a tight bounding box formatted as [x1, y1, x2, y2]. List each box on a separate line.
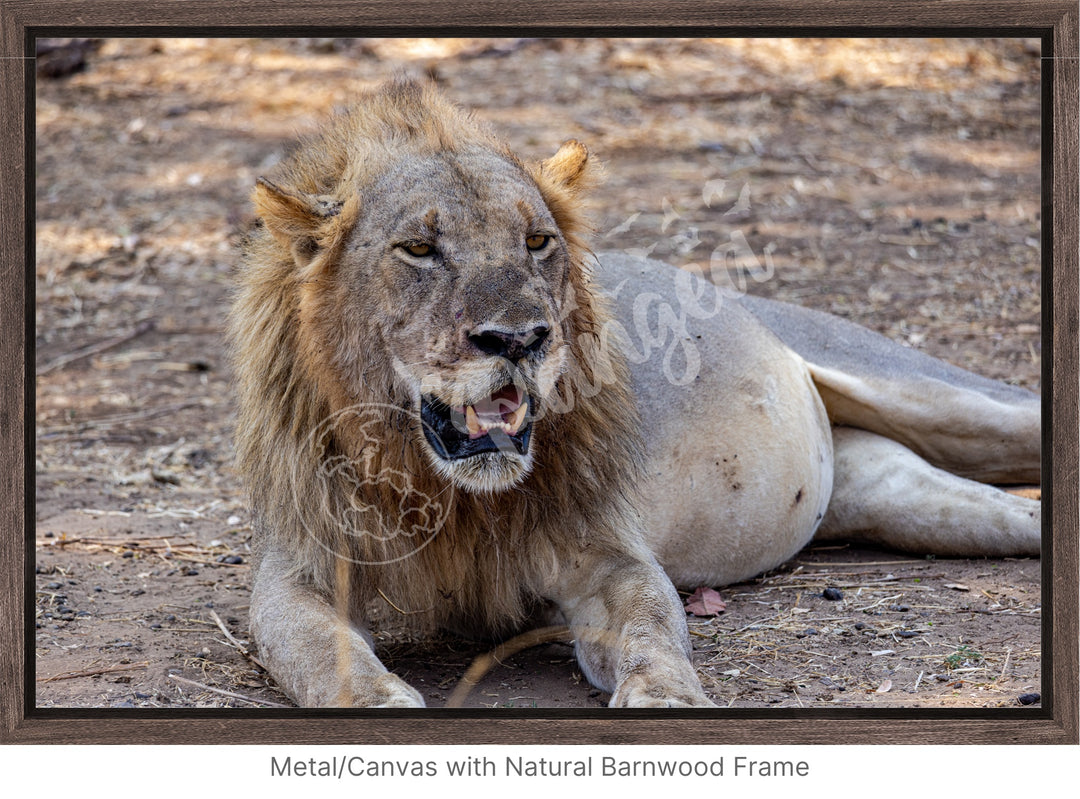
[465, 405, 482, 438]
[506, 401, 528, 435]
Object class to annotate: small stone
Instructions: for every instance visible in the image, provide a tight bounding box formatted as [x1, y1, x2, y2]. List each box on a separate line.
[45, 581, 62, 590]
[183, 568, 199, 576]
[822, 587, 844, 601]
[122, 551, 134, 559]
[1018, 692, 1041, 705]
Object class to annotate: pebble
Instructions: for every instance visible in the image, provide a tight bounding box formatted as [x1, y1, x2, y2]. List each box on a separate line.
[896, 630, 920, 638]
[183, 568, 199, 576]
[1018, 693, 1041, 705]
[44, 582, 63, 590]
[822, 587, 844, 601]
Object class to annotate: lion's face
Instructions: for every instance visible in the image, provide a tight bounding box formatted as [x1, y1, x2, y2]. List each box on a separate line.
[251, 87, 593, 497]
[333, 148, 579, 493]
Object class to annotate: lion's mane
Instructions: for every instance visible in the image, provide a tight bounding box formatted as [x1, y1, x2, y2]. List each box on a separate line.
[229, 80, 645, 637]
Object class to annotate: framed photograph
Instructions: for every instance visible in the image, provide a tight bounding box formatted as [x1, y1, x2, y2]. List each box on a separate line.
[2, 1, 1076, 750]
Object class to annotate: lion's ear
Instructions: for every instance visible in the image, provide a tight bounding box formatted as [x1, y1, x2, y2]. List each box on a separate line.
[531, 140, 596, 238]
[538, 140, 590, 190]
[253, 177, 343, 268]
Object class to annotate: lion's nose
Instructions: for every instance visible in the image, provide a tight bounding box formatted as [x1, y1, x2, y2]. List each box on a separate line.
[468, 324, 550, 361]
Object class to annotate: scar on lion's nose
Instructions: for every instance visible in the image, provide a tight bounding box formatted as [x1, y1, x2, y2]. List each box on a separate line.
[468, 324, 550, 361]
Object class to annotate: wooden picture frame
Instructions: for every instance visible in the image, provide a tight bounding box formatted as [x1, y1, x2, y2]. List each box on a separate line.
[2, 0, 1076, 745]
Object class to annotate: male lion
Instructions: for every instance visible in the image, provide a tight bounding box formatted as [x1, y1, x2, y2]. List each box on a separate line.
[229, 79, 1040, 708]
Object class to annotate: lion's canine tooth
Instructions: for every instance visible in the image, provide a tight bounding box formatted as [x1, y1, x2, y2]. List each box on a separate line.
[465, 405, 482, 438]
[507, 401, 528, 435]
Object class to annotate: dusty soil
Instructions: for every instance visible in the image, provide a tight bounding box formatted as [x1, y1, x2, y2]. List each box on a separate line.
[34, 37, 1042, 710]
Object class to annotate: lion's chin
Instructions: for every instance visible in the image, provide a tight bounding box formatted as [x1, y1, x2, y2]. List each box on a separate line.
[428, 448, 534, 494]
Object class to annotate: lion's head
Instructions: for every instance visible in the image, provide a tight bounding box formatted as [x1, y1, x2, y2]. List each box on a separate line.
[237, 80, 615, 499]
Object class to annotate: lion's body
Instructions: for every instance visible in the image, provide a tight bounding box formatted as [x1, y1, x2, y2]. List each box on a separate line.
[230, 80, 1040, 708]
[596, 252, 1040, 589]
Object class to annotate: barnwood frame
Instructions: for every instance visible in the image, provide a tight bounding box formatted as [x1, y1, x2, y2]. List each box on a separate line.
[1, 0, 1076, 745]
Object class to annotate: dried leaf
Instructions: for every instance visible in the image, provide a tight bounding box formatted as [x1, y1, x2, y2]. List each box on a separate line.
[945, 583, 970, 591]
[685, 586, 726, 616]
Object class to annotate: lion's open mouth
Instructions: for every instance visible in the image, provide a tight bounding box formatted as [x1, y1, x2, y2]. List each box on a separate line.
[420, 385, 533, 461]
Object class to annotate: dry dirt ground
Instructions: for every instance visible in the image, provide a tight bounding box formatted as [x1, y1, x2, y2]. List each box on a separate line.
[34, 38, 1042, 710]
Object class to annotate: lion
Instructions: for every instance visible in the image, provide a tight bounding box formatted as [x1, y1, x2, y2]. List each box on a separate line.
[228, 79, 1040, 708]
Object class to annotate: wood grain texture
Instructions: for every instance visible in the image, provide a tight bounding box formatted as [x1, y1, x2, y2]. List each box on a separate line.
[1046, 1, 1079, 744]
[2, 0, 1076, 745]
[0, 0, 29, 739]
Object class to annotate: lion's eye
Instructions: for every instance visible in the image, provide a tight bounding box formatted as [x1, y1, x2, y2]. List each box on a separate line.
[402, 242, 434, 258]
[526, 234, 551, 252]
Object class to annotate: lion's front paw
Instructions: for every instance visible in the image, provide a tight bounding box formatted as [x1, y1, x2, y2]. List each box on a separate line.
[609, 674, 716, 708]
[365, 673, 427, 708]
[324, 672, 426, 708]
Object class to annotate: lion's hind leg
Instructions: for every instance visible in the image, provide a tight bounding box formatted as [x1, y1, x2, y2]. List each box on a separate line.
[249, 545, 426, 708]
[738, 294, 1040, 485]
[817, 427, 1040, 556]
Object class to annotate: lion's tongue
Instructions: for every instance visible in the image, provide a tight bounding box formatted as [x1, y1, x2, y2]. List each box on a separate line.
[462, 386, 526, 439]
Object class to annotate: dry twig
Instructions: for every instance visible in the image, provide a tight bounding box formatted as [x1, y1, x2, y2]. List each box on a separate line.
[37, 319, 155, 376]
[168, 673, 289, 708]
[38, 660, 149, 682]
